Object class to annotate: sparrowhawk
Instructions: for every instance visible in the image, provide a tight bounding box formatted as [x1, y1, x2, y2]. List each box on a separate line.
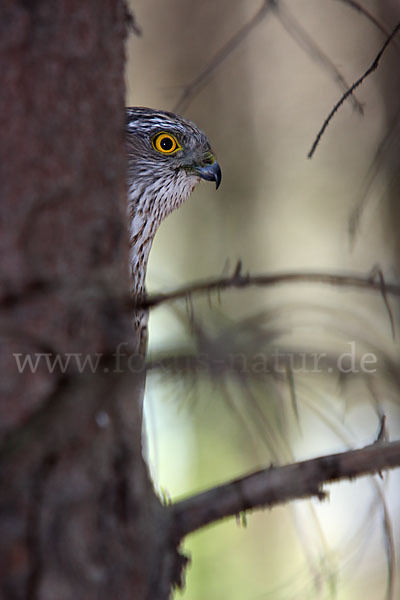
[125, 107, 221, 349]
[126, 107, 221, 297]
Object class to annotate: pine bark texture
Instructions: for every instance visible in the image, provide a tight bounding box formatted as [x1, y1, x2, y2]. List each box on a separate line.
[0, 3, 180, 599]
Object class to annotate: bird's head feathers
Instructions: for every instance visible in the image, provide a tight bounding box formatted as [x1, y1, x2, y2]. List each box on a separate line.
[126, 107, 221, 205]
[125, 107, 221, 296]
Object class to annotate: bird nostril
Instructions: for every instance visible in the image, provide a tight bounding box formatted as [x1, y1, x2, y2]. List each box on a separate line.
[203, 153, 215, 165]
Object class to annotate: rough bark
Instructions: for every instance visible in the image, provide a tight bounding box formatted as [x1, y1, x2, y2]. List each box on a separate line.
[0, 2, 181, 599]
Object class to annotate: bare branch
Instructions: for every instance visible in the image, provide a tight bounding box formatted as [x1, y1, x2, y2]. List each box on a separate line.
[380, 487, 396, 600]
[308, 21, 400, 158]
[124, 2, 142, 36]
[173, 0, 272, 113]
[370, 266, 396, 340]
[348, 105, 400, 244]
[274, 0, 363, 114]
[172, 439, 400, 539]
[173, 0, 368, 117]
[334, 0, 400, 47]
[141, 268, 400, 310]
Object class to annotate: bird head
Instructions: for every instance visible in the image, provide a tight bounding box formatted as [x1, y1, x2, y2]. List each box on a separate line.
[126, 107, 221, 221]
[125, 107, 221, 299]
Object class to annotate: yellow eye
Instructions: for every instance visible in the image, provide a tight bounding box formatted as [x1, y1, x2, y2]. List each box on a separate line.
[153, 132, 180, 154]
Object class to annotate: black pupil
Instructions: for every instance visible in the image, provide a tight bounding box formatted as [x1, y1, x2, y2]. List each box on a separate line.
[160, 136, 174, 151]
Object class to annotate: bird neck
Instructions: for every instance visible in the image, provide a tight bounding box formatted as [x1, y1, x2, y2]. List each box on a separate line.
[128, 187, 164, 298]
[127, 170, 197, 297]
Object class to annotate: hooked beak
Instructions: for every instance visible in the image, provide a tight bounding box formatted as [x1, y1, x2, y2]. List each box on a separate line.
[195, 161, 222, 189]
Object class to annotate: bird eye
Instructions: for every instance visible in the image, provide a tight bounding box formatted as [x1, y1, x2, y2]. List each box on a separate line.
[153, 132, 180, 154]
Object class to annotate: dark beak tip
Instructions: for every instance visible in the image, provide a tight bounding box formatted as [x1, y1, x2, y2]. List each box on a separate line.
[215, 167, 222, 189]
[196, 161, 222, 190]
[214, 162, 222, 189]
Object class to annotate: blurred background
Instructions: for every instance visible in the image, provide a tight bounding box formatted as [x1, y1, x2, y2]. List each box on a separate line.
[126, 1, 400, 598]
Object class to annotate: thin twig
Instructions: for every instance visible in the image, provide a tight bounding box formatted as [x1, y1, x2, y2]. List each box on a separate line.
[375, 269, 396, 340]
[334, 0, 400, 47]
[373, 483, 396, 600]
[348, 105, 400, 244]
[124, 3, 142, 36]
[171, 439, 400, 538]
[173, 0, 272, 113]
[274, 0, 363, 114]
[375, 415, 387, 444]
[140, 269, 400, 310]
[308, 21, 400, 158]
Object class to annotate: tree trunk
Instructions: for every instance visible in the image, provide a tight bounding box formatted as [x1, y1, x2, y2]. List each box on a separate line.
[0, 3, 180, 598]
